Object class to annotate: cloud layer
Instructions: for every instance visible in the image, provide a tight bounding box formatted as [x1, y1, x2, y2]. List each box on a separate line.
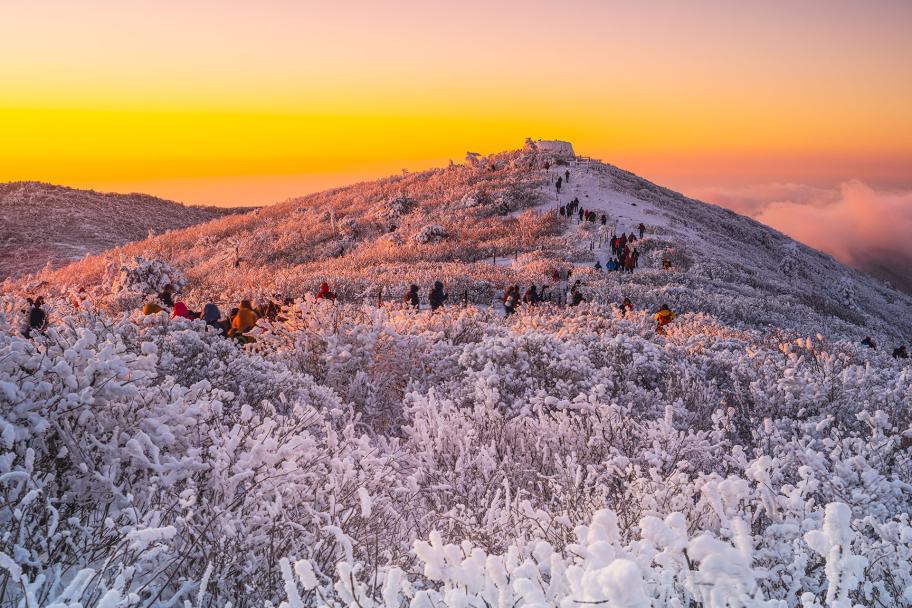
[692, 181, 912, 292]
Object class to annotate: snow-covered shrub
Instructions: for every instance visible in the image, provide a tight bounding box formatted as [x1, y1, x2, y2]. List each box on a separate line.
[413, 223, 449, 244]
[338, 215, 359, 238]
[377, 195, 416, 222]
[104, 256, 186, 311]
[6, 142, 912, 606]
[3, 294, 912, 605]
[459, 189, 492, 208]
[109, 256, 185, 296]
[834, 276, 857, 309]
[379, 231, 404, 247]
[323, 238, 353, 259]
[778, 242, 801, 279]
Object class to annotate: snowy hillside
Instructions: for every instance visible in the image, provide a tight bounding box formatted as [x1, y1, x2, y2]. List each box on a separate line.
[1, 143, 912, 606]
[21, 143, 912, 343]
[0, 182, 246, 280]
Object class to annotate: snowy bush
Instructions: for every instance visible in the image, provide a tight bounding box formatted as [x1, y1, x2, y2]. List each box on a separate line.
[459, 189, 492, 209]
[413, 224, 449, 244]
[834, 276, 857, 309]
[104, 256, 186, 310]
[377, 195, 417, 223]
[108, 255, 185, 296]
[3, 295, 912, 605]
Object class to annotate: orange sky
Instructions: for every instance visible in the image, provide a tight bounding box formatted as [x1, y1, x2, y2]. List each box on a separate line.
[1, 0, 910, 206]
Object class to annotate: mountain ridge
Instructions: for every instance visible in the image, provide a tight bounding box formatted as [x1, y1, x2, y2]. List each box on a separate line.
[0, 181, 252, 280]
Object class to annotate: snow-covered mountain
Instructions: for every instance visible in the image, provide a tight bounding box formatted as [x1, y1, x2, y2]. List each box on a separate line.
[0, 181, 247, 280]
[23, 142, 912, 343]
[2, 143, 911, 606]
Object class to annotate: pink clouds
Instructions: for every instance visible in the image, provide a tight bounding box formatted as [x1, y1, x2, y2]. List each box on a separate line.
[693, 181, 912, 291]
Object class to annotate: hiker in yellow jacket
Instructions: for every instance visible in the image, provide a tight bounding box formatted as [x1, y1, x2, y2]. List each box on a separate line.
[229, 300, 259, 339]
[655, 304, 676, 334]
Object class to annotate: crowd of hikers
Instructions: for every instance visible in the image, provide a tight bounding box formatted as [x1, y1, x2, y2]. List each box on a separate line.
[20, 285, 912, 354]
[19, 275, 687, 344]
[595, 231, 642, 274]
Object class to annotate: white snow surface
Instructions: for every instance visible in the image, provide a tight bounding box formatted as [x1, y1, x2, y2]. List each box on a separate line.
[1, 143, 912, 606]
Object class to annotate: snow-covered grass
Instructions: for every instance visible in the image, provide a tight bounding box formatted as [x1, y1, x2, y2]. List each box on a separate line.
[1, 293, 912, 606]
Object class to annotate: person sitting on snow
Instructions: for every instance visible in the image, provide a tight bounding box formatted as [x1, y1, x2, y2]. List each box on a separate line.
[202, 303, 228, 337]
[621, 297, 634, 317]
[503, 285, 520, 316]
[142, 301, 163, 315]
[172, 301, 193, 320]
[22, 296, 48, 338]
[316, 282, 337, 303]
[229, 300, 259, 340]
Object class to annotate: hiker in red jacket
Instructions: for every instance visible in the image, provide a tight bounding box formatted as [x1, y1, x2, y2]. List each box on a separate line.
[316, 282, 337, 303]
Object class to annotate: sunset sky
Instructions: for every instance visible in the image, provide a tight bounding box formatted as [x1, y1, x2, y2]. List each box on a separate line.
[1, 0, 910, 207]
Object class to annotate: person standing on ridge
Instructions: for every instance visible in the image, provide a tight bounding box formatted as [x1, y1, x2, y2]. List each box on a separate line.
[638, 223, 646, 239]
[556, 176, 563, 194]
[404, 284, 420, 310]
[565, 169, 570, 183]
[569, 281, 585, 307]
[429, 281, 448, 311]
[503, 285, 520, 316]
